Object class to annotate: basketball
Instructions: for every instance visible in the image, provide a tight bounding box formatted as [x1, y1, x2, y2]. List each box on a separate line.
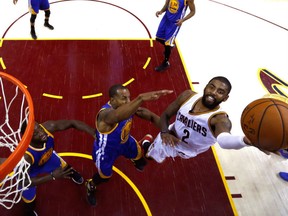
[241, 96, 288, 152]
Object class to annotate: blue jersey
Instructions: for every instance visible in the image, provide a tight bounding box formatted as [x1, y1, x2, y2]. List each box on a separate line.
[22, 125, 66, 202]
[25, 125, 54, 173]
[156, 0, 188, 46]
[166, 0, 188, 22]
[92, 102, 140, 178]
[95, 102, 133, 149]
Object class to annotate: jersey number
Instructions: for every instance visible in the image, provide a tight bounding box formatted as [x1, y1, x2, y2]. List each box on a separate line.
[181, 129, 189, 144]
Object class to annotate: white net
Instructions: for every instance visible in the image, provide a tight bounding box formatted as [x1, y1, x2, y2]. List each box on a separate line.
[0, 74, 33, 209]
[0, 158, 31, 209]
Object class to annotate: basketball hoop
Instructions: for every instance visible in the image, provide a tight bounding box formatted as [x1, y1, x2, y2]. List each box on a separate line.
[0, 72, 34, 209]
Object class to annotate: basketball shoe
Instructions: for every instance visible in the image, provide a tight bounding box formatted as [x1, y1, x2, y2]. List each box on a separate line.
[44, 22, 54, 30]
[30, 28, 37, 40]
[65, 165, 84, 184]
[70, 169, 84, 184]
[155, 61, 170, 72]
[279, 149, 288, 159]
[131, 157, 147, 172]
[279, 172, 288, 181]
[141, 134, 153, 156]
[85, 179, 96, 206]
[131, 134, 153, 171]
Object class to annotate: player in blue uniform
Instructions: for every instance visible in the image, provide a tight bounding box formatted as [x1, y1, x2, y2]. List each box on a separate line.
[13, 0, 54, 39]
[155, 0, 196, 72]
[21, 120, 95, 216]
[85, 84, 173, 206]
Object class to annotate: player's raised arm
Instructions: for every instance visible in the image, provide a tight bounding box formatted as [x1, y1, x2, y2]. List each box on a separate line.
[103, 89, 173, 125]
[41, 120, 95, 137]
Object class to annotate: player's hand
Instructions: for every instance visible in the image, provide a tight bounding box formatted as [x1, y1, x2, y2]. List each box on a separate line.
[156, 11, 162, 17]
[258, 148, 282, 156]
[176, 19, 184, 26]
[243, 136, 252, 145]
[139, 90, 173, 101]
[52, 166, 73, 179]
[161, 132, 181, 147]
[13, 0, 18, 5]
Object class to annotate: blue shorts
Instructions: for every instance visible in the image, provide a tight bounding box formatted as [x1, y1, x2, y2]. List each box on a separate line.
[92, 136, 140, 177]
[29, 0, 50, 14]
[156, 15, 181, 46]
[22, 151, 66, 202]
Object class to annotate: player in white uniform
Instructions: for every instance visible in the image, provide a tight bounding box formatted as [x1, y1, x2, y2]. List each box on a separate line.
[144, 76, 252, 163]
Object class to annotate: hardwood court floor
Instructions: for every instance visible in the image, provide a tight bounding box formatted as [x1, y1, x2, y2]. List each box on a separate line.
[0, 39, 235, 215]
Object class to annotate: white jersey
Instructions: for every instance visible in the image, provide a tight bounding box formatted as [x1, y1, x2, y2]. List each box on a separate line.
[147, 93, 228, 163]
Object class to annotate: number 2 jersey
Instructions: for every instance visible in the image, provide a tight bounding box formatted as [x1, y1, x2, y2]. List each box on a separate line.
[147, 93, 228, 163]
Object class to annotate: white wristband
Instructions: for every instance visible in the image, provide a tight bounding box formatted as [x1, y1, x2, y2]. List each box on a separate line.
[217, 132, 248, 150]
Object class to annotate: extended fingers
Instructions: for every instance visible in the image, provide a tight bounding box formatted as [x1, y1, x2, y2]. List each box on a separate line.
[154, 90, 173, 97]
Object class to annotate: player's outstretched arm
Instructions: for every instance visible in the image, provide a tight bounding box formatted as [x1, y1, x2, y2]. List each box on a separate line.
[24, 156, 73, 187]
[160, 90, 194, 133]
[104, 90, 173, 124]
[135, 107, 161, 128]
[41, 120, 95, 137]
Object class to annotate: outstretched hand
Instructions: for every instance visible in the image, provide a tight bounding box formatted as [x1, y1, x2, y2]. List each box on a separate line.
[244, 136, 281, 156]
[139, 90, 173, 101]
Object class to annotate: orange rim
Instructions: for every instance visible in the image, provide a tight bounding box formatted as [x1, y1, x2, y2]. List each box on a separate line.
[0, 72, 35, 180]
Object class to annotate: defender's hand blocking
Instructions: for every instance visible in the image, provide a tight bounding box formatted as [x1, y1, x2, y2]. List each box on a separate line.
[139, 90, 173, 101]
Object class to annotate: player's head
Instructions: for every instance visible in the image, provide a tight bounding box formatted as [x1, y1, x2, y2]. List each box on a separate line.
[109, 84, 130, 109]
[21, 120, 48, 144]
[202, 76, 231, 109]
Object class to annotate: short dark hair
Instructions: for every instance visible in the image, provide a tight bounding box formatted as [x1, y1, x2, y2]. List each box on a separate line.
[208, 76, 232, 93]
[109, 84, 127, 98]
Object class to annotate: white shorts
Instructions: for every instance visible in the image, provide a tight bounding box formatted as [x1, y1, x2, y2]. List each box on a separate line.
[147, 133, 195, 163]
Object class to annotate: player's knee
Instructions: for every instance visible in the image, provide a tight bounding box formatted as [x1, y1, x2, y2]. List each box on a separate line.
[30, 14, 37, 24]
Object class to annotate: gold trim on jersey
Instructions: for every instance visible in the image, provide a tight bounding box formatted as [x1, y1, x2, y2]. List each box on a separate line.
[28, 143, 47, 151]
[25, 151, 34, 165]
[22, 195, 36, 203]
